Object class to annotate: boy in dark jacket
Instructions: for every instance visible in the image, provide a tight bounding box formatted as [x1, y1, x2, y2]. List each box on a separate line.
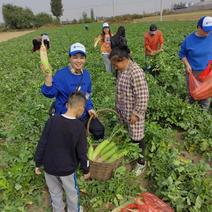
[35, 92, 90, 211]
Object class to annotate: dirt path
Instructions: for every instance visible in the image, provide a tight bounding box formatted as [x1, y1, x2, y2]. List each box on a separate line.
[133, 10, 212, 23]
[0, 30, 34, 42]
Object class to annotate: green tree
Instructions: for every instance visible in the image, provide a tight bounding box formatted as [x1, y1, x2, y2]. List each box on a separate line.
[50, 0, 63, 21]
[72, 19, 78, 24]
[82, 11, 87, 22]
[90, 8, 95, 21]
[34, 13, 53, 28]
[2, 4, 34, 29]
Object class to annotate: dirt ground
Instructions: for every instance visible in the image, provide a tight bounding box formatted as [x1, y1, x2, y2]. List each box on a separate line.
[0, 30, 34, 42]
[133, 10, 212, 23]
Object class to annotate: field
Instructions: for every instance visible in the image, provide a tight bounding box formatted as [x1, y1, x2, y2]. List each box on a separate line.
[0, 20, 212, 212]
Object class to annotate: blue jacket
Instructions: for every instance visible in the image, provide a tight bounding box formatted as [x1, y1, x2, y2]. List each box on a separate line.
[179, 32, 212, 71]
[41, 66, 93, 120]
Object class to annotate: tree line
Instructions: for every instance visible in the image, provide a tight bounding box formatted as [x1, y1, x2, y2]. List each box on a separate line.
[2, 0, 63, 29]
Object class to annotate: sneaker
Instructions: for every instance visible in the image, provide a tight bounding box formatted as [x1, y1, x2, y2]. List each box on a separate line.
[133, 162, 146, 176]
[147, 65, 152, 70]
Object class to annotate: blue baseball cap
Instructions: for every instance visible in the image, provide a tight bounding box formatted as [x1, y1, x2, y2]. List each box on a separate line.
[197, 16, 212, 32]
[69, 43, 86, 56]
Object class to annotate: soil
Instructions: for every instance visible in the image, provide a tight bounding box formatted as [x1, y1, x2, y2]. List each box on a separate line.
[27, 188, 51, 212]
[0, 30, 34, 42]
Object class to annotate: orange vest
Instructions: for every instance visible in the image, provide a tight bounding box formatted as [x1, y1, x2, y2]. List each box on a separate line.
[95, 34, 112, 54]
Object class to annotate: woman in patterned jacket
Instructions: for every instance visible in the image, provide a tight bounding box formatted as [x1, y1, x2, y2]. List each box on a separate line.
[109, 46, 149, 175]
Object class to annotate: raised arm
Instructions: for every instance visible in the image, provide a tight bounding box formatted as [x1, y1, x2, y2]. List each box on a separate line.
[40, 65, 58, 98]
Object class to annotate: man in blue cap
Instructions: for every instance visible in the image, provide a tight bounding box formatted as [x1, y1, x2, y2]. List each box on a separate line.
[179, 16, 212, 109]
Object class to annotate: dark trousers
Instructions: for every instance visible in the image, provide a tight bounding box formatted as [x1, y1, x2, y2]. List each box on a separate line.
[132, 138, 145, 165]
[84, 117, 105, 140]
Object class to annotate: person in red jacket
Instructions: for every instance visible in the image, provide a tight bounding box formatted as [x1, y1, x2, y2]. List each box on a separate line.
[144, 24, 164, 75]
[144, 24, 164, 56]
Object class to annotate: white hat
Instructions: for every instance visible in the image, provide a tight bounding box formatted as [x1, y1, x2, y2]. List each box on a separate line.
[102, 22, 109, 28]
[197, 16, 212, 32]
[69, 42, 86, 56]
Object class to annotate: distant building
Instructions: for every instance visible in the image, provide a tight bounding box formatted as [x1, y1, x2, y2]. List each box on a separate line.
[173, 2, 189, 10]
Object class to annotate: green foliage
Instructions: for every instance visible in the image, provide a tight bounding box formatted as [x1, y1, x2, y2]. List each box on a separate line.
[78, 166, 143, 210]
[0, 21, 211, 211]
[90, 8, 95, 21]
[34, 13, 54, 28]
[147, 139, 211, 212]
[2, 4, 55, 29]
[2, 4, 34, 29]
[50, 0, 63, 21]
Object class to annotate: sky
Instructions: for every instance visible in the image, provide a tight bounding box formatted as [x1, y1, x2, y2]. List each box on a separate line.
[0, 0, 201, 23]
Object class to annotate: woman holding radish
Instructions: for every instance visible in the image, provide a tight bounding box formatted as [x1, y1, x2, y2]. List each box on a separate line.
[40, 42, 104, 140]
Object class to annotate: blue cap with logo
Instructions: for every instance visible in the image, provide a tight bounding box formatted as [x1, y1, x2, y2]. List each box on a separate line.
[69, 43, 86, 56]
[197, 16, 212, 32]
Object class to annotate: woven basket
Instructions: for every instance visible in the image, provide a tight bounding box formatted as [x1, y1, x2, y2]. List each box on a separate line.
[89, 159, 121, 181]
[87, 108, 121, 181]
[86, 108, 119, 136]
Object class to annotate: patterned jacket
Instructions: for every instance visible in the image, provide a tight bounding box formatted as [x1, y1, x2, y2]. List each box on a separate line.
[116, 61, 149, 140]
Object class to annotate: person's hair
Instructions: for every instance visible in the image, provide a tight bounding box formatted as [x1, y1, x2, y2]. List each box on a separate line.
[149, 24, 157, 31]
[68, 92, 86, 108]
[101, 28, 112, 40]
[110, 26, 130, 51]
[43, 40, 50, 49]
[109, 46, 131, 62]
[32, 39, 41, 52]
[116, 26, 125, 37]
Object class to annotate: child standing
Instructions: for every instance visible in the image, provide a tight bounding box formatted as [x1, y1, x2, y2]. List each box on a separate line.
[35, 92, 90, 212]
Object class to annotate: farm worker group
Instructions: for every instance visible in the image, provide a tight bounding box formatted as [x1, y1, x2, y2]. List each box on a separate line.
[34, 16, 212, 211]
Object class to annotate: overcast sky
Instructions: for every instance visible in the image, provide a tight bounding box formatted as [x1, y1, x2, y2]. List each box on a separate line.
[0, 0, 201, 23]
